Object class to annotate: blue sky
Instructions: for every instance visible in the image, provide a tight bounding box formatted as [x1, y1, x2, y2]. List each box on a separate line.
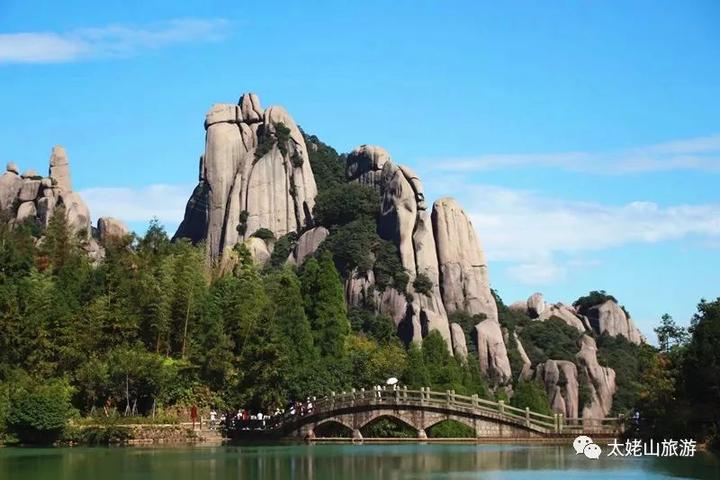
[1, 1, 719, 340]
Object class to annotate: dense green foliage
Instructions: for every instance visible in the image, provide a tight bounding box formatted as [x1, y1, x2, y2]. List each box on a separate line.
[632, 299, 720, 450]
[596, 334, 655, 414]
[303, 132, 345, 192]
[251, 228, 275, 241]
[6, 378, 76, 444]
[0, 212, 498, 442]
[314, 183, 379, 228]
[361, 417, 416, 438]
[427, 419, 475, 438]
[519, 317, 582, 364]
[510, 380, 552, 416]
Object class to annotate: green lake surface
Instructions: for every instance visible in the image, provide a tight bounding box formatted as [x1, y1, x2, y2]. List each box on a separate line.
[1, 443, 718, 479]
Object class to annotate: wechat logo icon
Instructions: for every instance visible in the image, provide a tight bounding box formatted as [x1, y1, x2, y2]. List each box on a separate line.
[573, 435, 602, 459]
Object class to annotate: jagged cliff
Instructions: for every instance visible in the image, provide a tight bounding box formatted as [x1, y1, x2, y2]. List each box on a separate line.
[172, 92, 648, 417]
[174, 93, 318, 259]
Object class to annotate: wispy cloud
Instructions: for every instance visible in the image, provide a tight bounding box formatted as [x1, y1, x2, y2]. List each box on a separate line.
[80, 184, 195, 225]
[426, 134, 720, 174]
[427, 183, 720, 285]
[0, 18, 230, 64]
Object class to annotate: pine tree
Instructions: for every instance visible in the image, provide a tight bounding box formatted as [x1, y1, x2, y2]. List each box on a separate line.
[300, 251, 349, 358]
[265, 267, 319, 399]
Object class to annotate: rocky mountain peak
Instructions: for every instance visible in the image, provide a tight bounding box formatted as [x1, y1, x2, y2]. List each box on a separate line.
[175, 92, 318, 259]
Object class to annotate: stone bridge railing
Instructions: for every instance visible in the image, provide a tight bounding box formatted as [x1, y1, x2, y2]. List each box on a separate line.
[263, 387, 624, 439]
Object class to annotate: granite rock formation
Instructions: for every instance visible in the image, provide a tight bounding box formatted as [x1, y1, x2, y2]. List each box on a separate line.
[174, 93, 318, 259]
[1, 146, 91, 237]
[535, 359, 579, 418]
[586, 300, 643, 344]
[343, 146, 509, 378]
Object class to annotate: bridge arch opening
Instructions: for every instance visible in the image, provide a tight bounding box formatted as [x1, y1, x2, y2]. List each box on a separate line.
[360, 415, 417, 438]
[426, 419, 475, 438]
[314, 420, 353, 438]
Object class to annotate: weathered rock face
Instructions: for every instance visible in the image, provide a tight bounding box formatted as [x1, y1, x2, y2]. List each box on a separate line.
[0, 146, 91, 237]
[586, 300, 643, 344]
[287, 226, 329, 266]
[475, 320, 512, 383]
[576, 334, 616, 421]
[174, 93, 318, 259]
[49, 145, 72, 192]
[245, 236, 272, 267]
[97, 217, 129, 243]
[346, 145, 390, 190]
[538, 303, 587, 333]
[432, 198, 498, 323]
[513, 293, 587, 333]
[344, 147, 453, 350]
[514, 332, 533, 381]
[535, 360, 579, 418]
[527, 292, 546, 317]
[450, 323, 468, 361]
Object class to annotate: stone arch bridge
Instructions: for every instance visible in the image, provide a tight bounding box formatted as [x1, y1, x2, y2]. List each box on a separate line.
[265, 388, 623, 440]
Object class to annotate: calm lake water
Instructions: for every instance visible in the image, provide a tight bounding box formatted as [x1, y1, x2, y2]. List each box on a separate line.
[1, 443, 718, 480]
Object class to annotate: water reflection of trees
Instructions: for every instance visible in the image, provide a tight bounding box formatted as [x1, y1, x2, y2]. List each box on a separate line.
[2, 445, 718, 479]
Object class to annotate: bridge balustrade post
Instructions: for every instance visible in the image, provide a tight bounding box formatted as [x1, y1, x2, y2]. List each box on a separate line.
[498, 400, 505, 414]
[525, 407, 531, 427]
[351, 388, 356, 407]
[403, 386, 408, 400]
[394, 387, 399, 403]
[360, 387, 365, 402]
[618, 413, 625, 434]
[553, 414, 559, 433]
[446, 390, 451, 406]
[559, 413, 564, 433]
[472, 394, 478, 408]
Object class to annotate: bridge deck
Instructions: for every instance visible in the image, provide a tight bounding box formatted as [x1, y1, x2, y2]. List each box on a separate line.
[247, 387, 623, 440]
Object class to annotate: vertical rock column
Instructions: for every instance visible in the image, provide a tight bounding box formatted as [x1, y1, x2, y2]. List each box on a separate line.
[432, 198, 511, 382]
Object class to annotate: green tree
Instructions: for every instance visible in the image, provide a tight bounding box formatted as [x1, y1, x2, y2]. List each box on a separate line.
[510, 380, 552, 416]
[300, 252, 349, 358]
[264, 267, 319, 399]
[654, 313, 688, 353]
[682, 298, 720, 444]
[7, 378, 76, 444]
[313, 182, 380, 227]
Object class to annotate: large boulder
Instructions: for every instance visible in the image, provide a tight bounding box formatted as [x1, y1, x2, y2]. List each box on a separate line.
[0, 171, 23, 211]
[538, 303, 587, 333]
[450, 323, 468, 361]
[244, 237, 271, 267]
[432, 197, 498, 323]
[576, 335, 616, 422]
[527, 292, 546, 317]
[514, 332, 533, 381]
[535, 359, 579, 419]
[97, 217, 129, 243]
[288, 226, 329, 266]
[475, 320, 512, 383]
[175, 93, 318, 260]
[345, 145, 391, 191]
[586, 300, 642, 344]
[49, 145, 72, 192]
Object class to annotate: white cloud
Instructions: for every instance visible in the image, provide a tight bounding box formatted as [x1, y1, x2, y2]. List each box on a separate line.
[80, 184, 194, 224]
[433, 183, 720, 285]
[426, 133, 720, 174]
[0, 18, 230, 64]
